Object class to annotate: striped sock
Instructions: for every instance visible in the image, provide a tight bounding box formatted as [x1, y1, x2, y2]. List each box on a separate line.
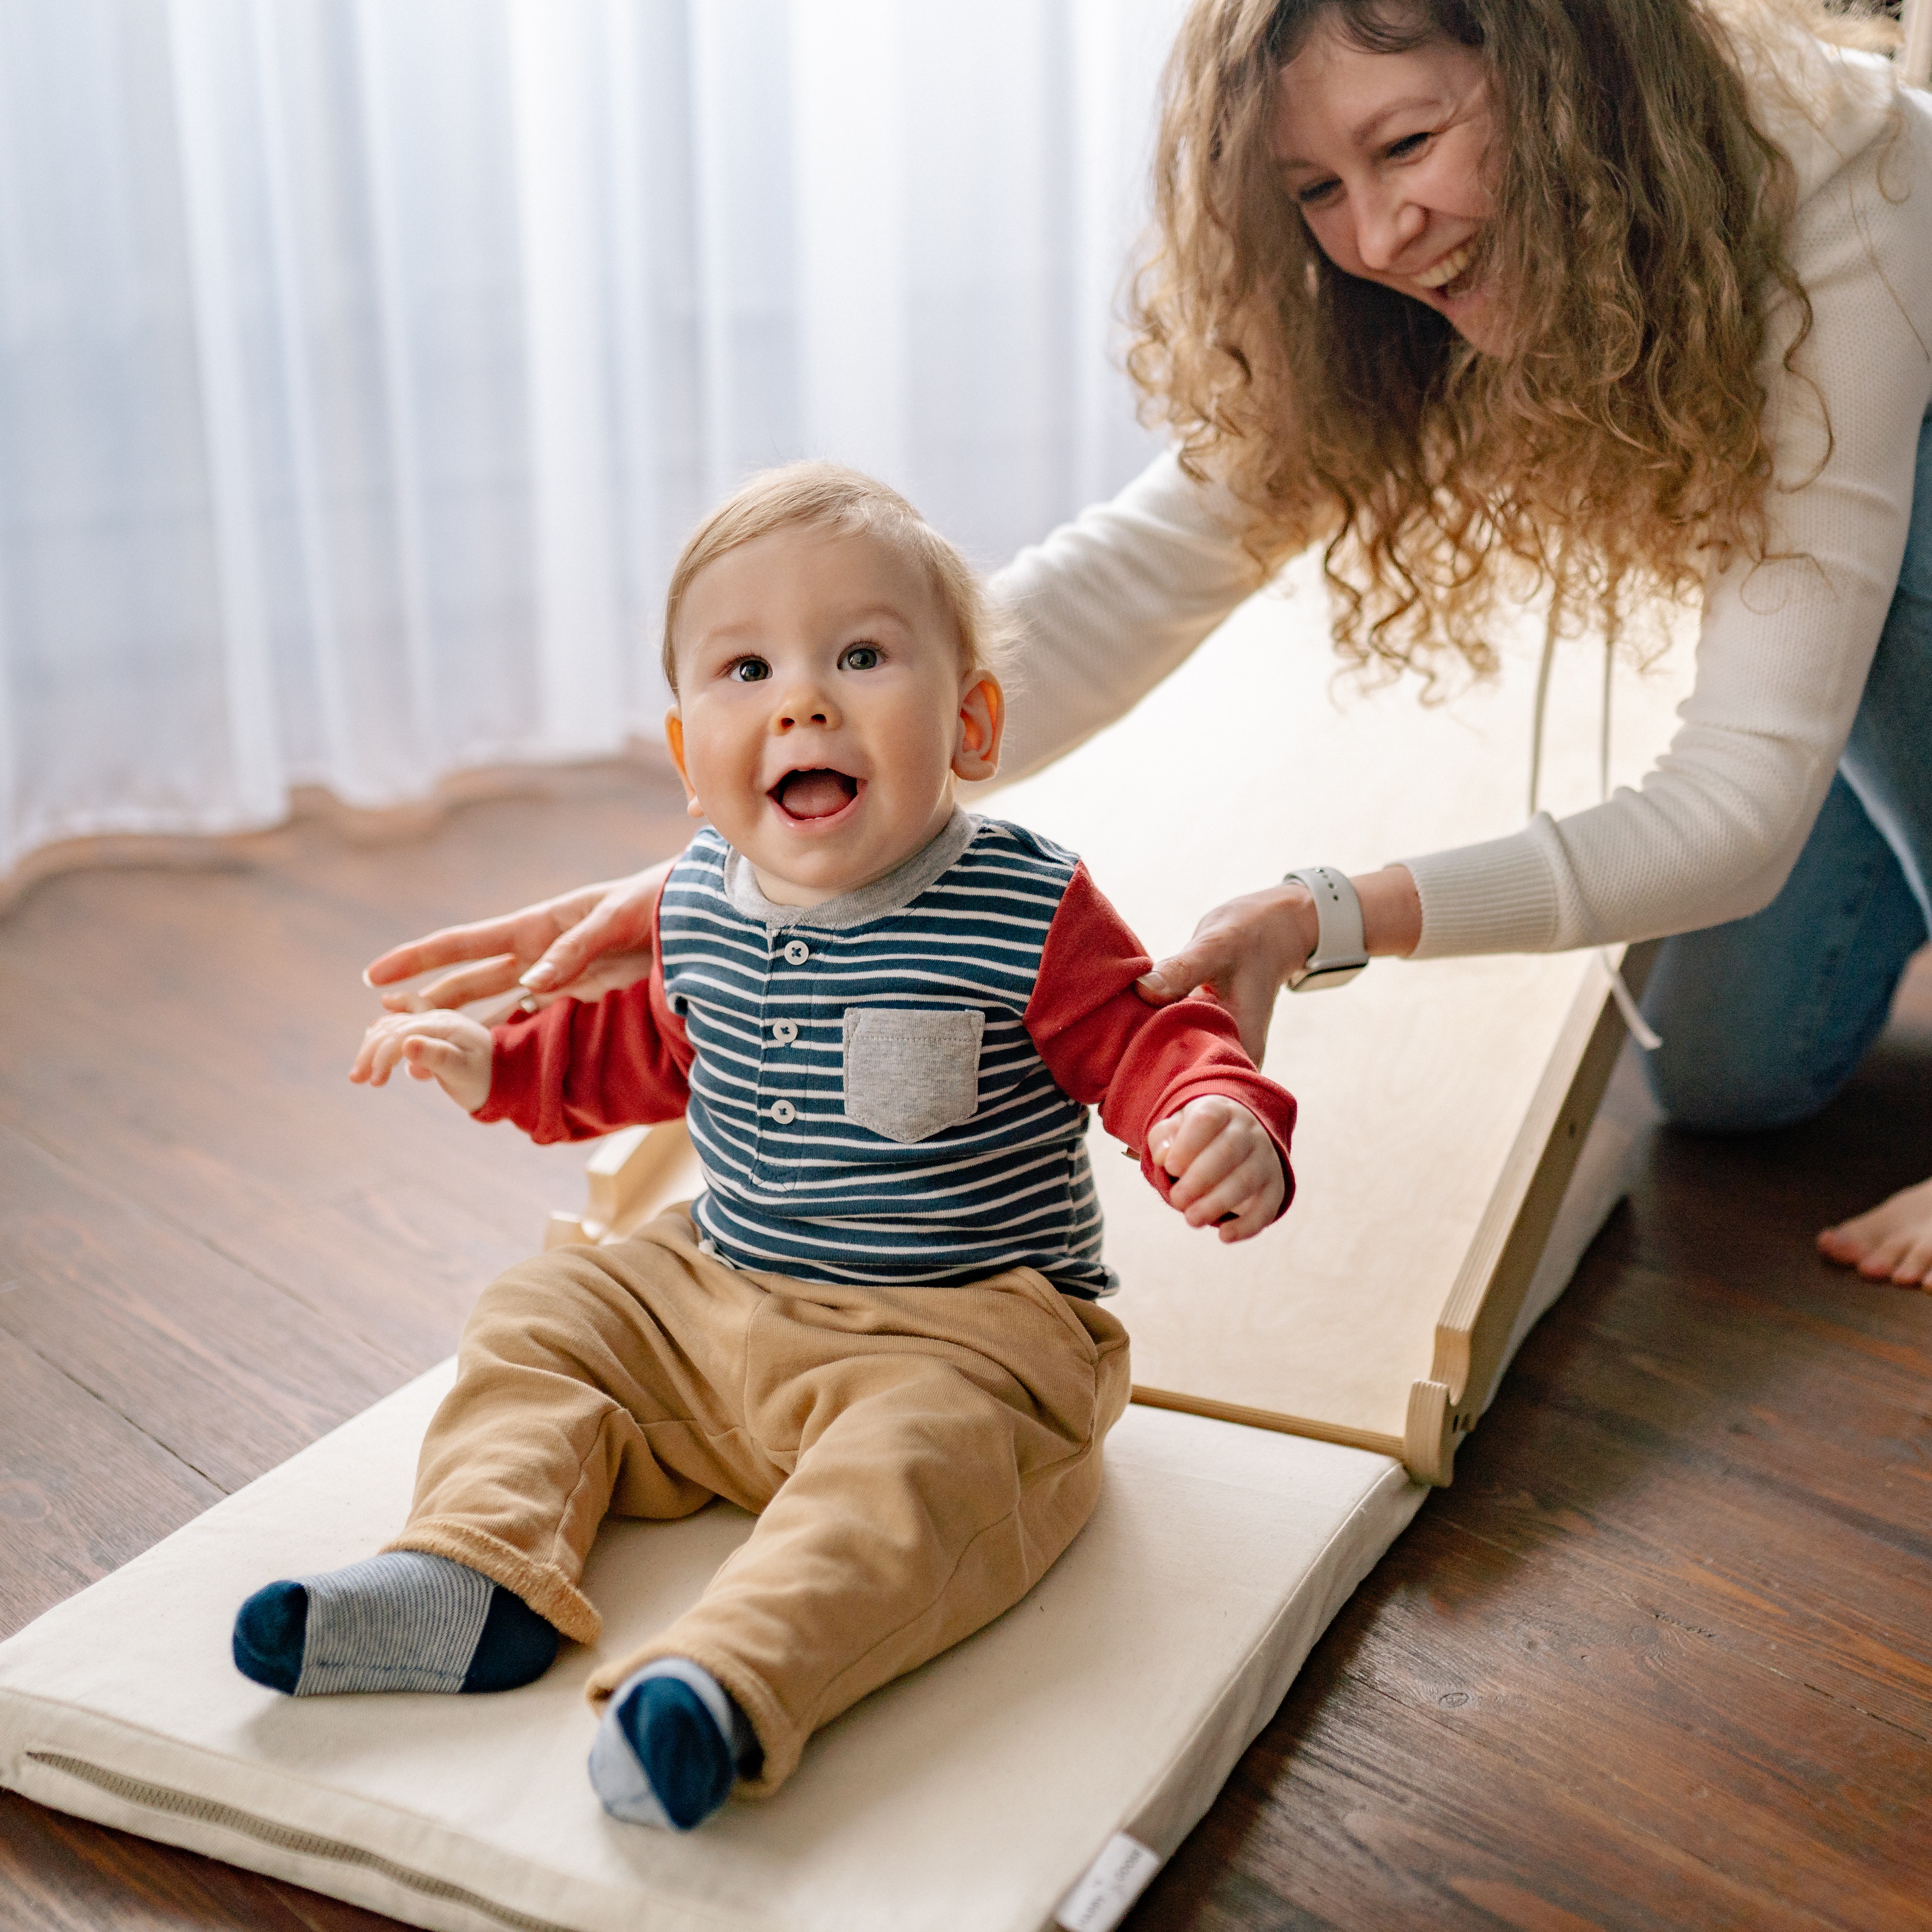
[588, 1659, 762, 1831]
[232, 1552, 557, 1696]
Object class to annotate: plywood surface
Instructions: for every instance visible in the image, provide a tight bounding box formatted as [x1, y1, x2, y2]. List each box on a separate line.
[990, 560, 1692, 1445]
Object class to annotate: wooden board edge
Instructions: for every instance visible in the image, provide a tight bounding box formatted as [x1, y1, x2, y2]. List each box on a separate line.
[1423, 940, 1660, 1444]
[1129, 1383, 1406, 1461]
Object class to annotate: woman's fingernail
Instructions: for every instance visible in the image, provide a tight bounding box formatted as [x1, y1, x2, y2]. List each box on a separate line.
[520, 964, 554, 990]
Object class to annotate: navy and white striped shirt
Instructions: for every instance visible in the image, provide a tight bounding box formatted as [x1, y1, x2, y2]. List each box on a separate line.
[484, 812, 1297, 1297]
[665, 813, 1111, 1295]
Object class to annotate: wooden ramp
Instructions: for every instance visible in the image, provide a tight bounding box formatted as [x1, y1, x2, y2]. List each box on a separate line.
[555, 556, 1692, 1485]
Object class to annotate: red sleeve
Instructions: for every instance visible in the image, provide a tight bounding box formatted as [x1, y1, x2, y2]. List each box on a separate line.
[1023, 862, 1296, 1220]
[473, 887, 694, 1145]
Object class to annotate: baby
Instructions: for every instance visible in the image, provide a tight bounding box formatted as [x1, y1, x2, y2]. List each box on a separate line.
[232, 463, 1296, 1831]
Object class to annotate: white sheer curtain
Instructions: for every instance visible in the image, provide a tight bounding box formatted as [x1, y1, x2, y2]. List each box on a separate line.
[0, 0, 1184, 880]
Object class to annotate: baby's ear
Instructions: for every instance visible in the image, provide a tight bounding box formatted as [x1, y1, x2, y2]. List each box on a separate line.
[664, 710, 706, 820]
[952, 675, 1004, 783]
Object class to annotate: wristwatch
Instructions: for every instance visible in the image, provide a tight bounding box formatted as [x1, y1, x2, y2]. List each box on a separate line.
[1283, 867, 1370, 992]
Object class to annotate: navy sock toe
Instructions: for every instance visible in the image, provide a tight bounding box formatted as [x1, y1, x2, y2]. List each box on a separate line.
[618, 1678, 737, 1831]
[460, 1585, 559, 1692]
[233, 1580, 307, 1694]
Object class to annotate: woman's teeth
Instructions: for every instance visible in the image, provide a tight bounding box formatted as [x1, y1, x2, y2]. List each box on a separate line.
[1412, 241, 1475, 292]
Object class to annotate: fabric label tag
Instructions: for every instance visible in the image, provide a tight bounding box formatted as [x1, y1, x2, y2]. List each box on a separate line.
[1054, 1832, 1162, 1932]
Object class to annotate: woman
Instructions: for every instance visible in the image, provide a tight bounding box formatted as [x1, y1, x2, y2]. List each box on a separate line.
[369, 0, 1932, 1280]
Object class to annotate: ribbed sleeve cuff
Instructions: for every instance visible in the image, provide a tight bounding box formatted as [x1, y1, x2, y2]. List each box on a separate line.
[1400, 831, 1563, 959]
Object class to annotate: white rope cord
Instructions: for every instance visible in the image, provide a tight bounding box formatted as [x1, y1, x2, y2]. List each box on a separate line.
[1526, 605, 1662, 1051]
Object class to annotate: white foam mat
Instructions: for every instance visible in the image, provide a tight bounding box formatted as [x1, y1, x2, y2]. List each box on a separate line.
[0, 1368, 1423, 1932]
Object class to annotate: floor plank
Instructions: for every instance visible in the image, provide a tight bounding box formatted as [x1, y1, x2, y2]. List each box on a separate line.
[0, 1333, 221, 1637]
[2, 763, 1930, 1931]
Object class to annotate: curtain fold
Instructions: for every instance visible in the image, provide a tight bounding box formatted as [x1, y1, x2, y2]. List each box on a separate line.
[0, 0, 1181, 881]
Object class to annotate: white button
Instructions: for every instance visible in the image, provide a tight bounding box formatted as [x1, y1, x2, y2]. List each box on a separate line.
[772, 1020, 798, 1045]
[781, 939, 810, 965]
[769, 1099, 796, 1124]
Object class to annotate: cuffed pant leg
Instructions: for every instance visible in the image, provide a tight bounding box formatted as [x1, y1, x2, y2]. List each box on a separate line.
[586, 1271, 1131, 1791]
[389, 1210, 776, 1645]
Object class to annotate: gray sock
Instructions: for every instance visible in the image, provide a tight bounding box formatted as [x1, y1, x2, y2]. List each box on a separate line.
[294, 1551, 494, 1695]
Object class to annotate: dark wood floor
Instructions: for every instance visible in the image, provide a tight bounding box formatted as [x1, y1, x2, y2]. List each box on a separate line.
[2, 768, 1929, 1932]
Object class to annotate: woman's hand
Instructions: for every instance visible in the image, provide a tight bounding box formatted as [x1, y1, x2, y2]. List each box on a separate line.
[351, 1010, 495, 1114]
[1147, 1095, 1285, 1241]
[1136, 865, 1422, 1065]
[361, 861, 675, 1013]
[1136, 883, 1319, 1065]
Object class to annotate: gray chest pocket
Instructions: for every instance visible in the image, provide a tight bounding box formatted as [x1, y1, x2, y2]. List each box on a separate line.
[842, 1007, 985, 1144]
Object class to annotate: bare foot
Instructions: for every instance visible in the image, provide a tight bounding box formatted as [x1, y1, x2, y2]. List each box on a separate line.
[1817, 1175, 1932, 1287]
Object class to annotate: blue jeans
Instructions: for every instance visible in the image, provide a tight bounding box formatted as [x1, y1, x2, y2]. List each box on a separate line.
[1641, 406, 1932, 1133]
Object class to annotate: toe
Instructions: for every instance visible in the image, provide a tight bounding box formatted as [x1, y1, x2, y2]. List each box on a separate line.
[233, 1581, 308, 1693]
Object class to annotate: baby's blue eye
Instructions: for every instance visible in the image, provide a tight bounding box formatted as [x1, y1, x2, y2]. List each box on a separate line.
[729, 657, 771, 682]
[840, 643, 882, 671]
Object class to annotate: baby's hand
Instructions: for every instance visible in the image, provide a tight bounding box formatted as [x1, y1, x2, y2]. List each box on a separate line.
[351, 1010, 494, 1114]
[1147, 1095, 1284, 1243]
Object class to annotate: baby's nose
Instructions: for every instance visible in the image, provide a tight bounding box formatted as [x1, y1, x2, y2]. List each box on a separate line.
[771, 684, 837, 729]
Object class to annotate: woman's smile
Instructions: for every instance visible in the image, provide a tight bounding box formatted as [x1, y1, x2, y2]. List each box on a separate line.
[1409, 238, 1476, 292]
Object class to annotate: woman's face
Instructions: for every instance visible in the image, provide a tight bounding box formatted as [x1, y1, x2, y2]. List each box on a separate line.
[1269, 13, 1502, 352]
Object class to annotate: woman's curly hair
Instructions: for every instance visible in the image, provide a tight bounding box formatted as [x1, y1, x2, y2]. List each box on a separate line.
[1129, 0, 1897, 687]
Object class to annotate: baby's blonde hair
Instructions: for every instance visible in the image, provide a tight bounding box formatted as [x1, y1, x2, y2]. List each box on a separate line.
[662, 462, 1012, 694]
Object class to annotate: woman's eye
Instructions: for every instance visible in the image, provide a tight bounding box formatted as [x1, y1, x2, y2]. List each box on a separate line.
[839, 643, 881, 671]
[1387, 131, 1430, 160]
[728, 657, 771, 683]
[1296, 177, 1339, 207]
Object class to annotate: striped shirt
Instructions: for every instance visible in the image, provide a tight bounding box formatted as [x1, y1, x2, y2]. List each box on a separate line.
[483, 812, 1296, 1296]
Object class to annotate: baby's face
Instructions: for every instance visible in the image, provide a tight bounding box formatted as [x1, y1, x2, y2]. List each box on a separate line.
[666, 525, 1001, 906]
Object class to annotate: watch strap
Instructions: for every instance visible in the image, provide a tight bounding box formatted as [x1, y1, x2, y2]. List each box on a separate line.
[1284, 866, 1369, 991]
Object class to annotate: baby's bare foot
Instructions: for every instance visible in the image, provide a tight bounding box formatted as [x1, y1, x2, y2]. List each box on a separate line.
[1817, 1175, 1932, 1288]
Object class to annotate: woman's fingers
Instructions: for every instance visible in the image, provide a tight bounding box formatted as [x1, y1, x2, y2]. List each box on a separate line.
[519, 864, 673, 993]
[1134, 884, 1316, 1065]
[362, 882, 619, 994]
[364, 914, 542, 989]
[1136, 951, 1211, 1005]
[378, 954, 521, 1013]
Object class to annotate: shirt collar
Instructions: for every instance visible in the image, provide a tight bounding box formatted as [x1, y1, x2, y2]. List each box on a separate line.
[721, 810, 980, 931]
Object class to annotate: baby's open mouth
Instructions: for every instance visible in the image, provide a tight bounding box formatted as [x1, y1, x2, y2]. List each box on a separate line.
[771, 768, 861, 821]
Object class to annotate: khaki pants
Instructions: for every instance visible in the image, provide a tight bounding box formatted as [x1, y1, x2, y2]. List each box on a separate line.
[389, 1208, 1131, 1791]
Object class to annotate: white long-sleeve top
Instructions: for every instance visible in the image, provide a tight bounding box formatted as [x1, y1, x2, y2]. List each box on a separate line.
[991, 38, 1932, 960]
